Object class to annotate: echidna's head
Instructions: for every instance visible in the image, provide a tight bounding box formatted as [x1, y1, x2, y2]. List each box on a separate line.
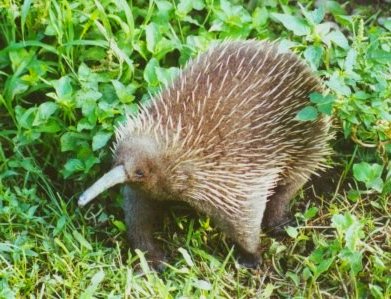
[78, 135, 188, 207]
[114, 135, 167, 192]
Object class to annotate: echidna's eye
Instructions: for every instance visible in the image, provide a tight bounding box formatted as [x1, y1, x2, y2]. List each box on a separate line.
[135, 169, 144, 178]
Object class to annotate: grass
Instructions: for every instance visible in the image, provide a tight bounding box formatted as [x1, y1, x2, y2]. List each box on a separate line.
[0, 0, 390, 298]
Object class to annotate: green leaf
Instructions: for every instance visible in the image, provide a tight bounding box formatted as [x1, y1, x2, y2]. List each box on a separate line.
[345, 48, 357, 73]
[144, 58, 159, 86]
[21, 0, 33, 35]
[383, 18, 391, 31]
[177, 0, 204, 16]
[304, 45, 323, 70]
[145, 23, 161, 53]
[33, 102, 58, 126]
[303, 207, 318, 220]
[295, 106, 318, 121]
[36, 119, 62, 133]
[16, 106, 37, 129]
[252, 7, 268, 28]
[339, 249, 363, 275]
[155, 67, 180, 86]
[178, 247, 194, 267]
[52, 76, 73, 99]
[92, 131, 112, 151]
[135, 249, 150, 273]
[61, 132, 85, 152]
[368, 49, 391, 64]
[112, 220, 127, 232]
[63, 159, 84, 178]
[80, 270, 105, 299]
[285, 272, 300, 287]
[37, 102, 58, 119]
[324, 30, 349, 49]
[286, 226, 298, 238]
[77, 118, 96, 132]
[301, 6, 324, 25]
[327, 73, 351, 96]
[319, 0, 346, 15]
[309, 92, 335, 115]
[332, 213, 364, 251]
[315, 257, 334, 276]
[271, 13, 311, 36]
[193, 279, 212, 291]
[369, 284, 384, 299]
[112, 80, 136, 104]
[72, 231, 93, 250]
[353, 162, 384, 192]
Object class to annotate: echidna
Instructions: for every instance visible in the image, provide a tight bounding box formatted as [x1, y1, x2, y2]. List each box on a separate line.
[78, 40, 332, 269]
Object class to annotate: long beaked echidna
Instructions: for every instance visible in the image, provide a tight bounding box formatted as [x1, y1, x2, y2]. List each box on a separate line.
[78, 40, 332, 269]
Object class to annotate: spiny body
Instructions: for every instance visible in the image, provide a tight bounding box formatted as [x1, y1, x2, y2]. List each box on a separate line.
[79, 40, 332, 268]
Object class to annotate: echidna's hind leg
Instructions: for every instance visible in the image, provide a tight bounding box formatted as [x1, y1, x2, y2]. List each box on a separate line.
[262, 175, 308, 235]
[123, 185, 166, 271]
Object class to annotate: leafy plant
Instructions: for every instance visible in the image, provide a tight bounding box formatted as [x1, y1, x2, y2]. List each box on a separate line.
[0, 0, 390, 297]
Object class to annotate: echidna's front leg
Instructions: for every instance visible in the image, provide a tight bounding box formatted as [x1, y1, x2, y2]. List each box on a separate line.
[123, 185, 166, 271]
[236, 233, 262, 269]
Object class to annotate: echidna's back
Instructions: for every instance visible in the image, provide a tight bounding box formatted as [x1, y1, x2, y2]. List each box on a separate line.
[153, 40, 331, 178]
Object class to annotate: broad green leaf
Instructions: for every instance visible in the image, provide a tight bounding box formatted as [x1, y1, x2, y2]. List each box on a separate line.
[383, 19, 391, 31]
[271, 13, 311, 36]
[33, 102, 58, 125]
[295, 106, 318, 121]
[309, 92, 335, 115]
[63, 159, 84, 178]
[319, 0, 346, 15]
[16, 106, 36, 129]
[324, 30, 349, 49]
[368, 49, 391, 64]
[353, 162, 384, 192]
[286, 226, 298, 238]
[144, 58, 159, 86]
[252, 7, 268, 28]
[301, 6, 324, 25]
[345, 48, 357, 72]
[339, 249, 363, 275]
[155, 67, 180, 86]
[36, 119, 62, 133]
[145, 23, 161, 53]
[60, 132, 86, 152]
[304, 45, 323, 70]
[92, 131, 112, 151]
[112, 220, 126, 232]
[77, 118, 95, 132]
[303, 207, 318, 220]
[327, 73, 351, 96]
[52, 76, 73, 99]
[112, 80, 136, 104]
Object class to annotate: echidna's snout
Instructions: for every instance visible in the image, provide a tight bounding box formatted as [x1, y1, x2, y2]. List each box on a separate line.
[78, 165, 127, 207]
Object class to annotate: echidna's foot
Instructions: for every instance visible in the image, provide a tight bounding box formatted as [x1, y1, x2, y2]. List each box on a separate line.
[264, 214, 295, 237]
[133, 248, 167, 273]
[237, 248, 261, 269]
[238, 252, 262, 269]
[148, 253, 168, 273]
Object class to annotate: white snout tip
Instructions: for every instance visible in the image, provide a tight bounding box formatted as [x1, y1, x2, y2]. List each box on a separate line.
[78, 165, 127, 207]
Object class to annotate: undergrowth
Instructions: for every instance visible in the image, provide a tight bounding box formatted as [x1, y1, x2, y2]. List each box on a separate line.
[0, 0, 390, 298]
